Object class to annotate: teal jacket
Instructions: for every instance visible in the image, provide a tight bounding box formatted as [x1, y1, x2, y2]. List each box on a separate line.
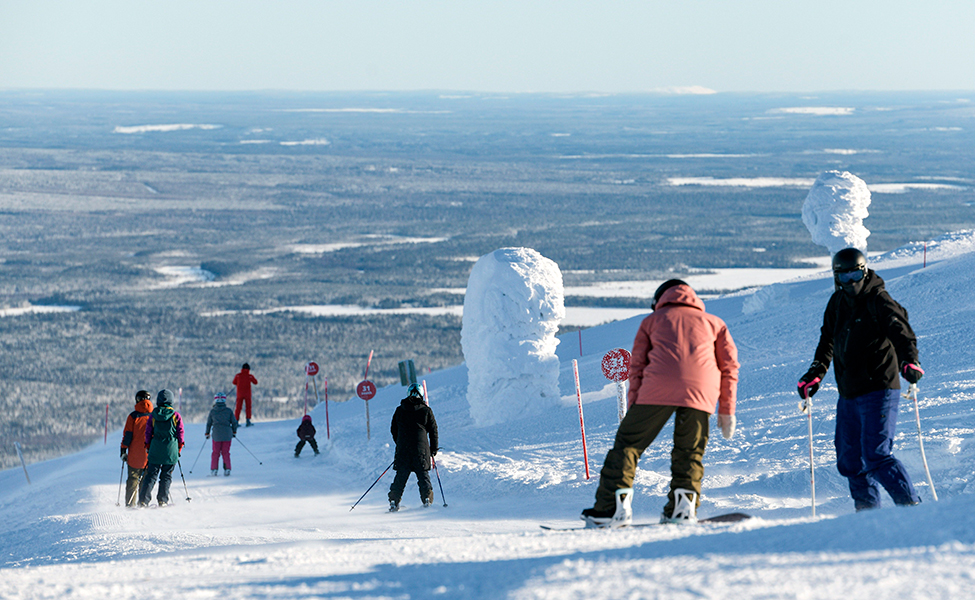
[145, 398, 185, 465]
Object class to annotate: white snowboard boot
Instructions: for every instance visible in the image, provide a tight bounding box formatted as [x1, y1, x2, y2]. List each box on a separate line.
[609, 488, 634, 528]
[661, 488, 698, 524]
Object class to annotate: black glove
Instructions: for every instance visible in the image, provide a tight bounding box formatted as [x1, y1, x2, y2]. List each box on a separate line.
[120, 449, 127, 461]
[431, 447, 438, 456]
[901, 361, 924, 384]
[797, 361, 827, 399]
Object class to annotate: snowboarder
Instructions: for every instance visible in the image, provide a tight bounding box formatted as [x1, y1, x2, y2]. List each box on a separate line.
[233, 363, 258, 427]
[388, 383, 439, 511]
[582, 280, 740, 527]
[294, 414, 320, 457]
[120, 390, 154, 508]
[205, 392, 238, 476]
[797, 248, 923, 511]
[138, 389, 185, 507]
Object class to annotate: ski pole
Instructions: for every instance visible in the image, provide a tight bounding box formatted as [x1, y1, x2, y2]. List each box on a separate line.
[905, 383, 938, 501]
[234, 436, 263, 465]
[432, 456, 447, 507]
[189, 438, 208, 473]
[116, 459, 126, 507]
[800, 390, 816, 517]
[350, 461, 394, 511]
[177, 459, 191, 502]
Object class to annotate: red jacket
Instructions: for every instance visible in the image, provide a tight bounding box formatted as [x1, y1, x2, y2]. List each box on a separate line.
[233, 368, 258, 400]
[628, 284, 739, 415]
[121, 399, 154, 468]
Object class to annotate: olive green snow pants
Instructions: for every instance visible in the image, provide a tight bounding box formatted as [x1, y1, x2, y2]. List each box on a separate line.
[593, 404, 710, 515]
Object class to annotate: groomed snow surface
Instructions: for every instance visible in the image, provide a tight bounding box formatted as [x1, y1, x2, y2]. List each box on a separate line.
[4, 232, 975, 599]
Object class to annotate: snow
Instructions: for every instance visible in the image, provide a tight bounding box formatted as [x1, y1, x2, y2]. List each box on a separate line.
[4, 232, 975, 598]
[0, 304, 81, 318]
[802, 170, 872, 255]
[768, 107, 856, 116]
[113, 124, 221, 134]
[462, 248, 565, 427]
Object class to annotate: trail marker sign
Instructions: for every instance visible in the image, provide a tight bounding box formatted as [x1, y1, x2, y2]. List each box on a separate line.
[356, 380, 376, 401]
[602, 348, 631, 423]
[306, 362, 319, 376]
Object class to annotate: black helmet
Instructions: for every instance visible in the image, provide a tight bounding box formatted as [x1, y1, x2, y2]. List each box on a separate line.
[832, 248, 868, 295]
[652, 279, 689, 310]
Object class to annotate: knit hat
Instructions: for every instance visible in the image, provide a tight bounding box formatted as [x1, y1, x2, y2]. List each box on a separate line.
[214, 392, 227, 403]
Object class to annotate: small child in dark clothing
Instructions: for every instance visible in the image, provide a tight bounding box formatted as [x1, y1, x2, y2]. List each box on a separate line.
[295, 415, 320, 457]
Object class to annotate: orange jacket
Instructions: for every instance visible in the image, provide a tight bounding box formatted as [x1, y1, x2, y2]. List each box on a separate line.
[121, 399, 154, 468]
[628, 284, 739, 415]
[233, 368, 258, 400]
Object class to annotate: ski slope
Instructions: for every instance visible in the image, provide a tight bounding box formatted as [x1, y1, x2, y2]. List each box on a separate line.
[3, 232, 975, 599]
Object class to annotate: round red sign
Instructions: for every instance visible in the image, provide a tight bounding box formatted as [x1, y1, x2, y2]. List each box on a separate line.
[305, 361, 319, 376]
[601, 348, 631, 382]
[356, 380, 376, 401]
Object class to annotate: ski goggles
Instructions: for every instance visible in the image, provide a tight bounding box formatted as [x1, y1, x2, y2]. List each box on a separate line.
[833, 268, 865, 284]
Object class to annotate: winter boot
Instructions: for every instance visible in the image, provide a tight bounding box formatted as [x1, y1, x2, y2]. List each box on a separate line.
[660, 488, 698, 524]
[224, 468, 231, 477]
[389, 499, 399, 513]
[210, 469, 218, 476]
[294, 450, 300, 458]
[246, 419, 253, 427]
[423, 491, 434, 507]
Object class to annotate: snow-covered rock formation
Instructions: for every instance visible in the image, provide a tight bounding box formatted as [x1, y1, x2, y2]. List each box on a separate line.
[461, 248, 564, 427]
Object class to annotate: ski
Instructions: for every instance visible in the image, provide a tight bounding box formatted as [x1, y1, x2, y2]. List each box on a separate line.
[540, 512, 751, 531]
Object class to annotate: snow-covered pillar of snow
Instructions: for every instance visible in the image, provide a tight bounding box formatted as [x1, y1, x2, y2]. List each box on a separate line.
[801, 170, 872, 255]
[461, 248, 565, 427]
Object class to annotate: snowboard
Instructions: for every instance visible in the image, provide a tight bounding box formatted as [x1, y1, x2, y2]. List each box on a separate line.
[540, 512, 751, 531]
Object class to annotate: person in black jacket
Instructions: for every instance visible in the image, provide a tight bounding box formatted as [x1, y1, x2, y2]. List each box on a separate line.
[294, 415, 319, 457]
[798, 248, 924, 511]
[388, 383, 439, 511]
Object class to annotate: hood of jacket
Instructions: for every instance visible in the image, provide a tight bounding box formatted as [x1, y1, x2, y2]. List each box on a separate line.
[134, 399, 153, 414]
[655, 284, 705, 312]
[401, 395, 427, 410]
[153, 404, 175, 420]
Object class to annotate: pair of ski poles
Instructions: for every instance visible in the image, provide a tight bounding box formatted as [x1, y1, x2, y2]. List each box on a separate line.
[116, 457, 192, 504]
[350, 456, 448, 511]
[801, 382, 938, 517]
[188, 435, 264, 473]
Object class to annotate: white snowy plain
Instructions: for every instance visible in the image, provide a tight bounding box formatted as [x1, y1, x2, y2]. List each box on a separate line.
[3, 231, 975, 599]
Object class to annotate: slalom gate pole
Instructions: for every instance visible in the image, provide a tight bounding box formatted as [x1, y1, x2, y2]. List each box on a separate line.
[906, 383, 938, 501]
[14, 442, 30, 484]
[303, 374, 309, 416]
[432, 456, 447, 507]
[234, 436, 263, 465]
[189, 438, 208, 473]
[116, 460, 125, 506]
[177, 459, 191, 502]
[801, 390, 816, 517]
[572, 359, 590, 480]
[350, 461, 394, 511]
[324, 376, 330, 440]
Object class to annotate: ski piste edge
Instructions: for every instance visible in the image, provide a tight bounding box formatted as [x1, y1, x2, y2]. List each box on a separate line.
[539, 512, 752, 531]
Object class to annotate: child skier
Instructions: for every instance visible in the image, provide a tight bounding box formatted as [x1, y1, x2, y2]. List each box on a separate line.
[206, 392, 238, 476]
[388, 383, 439, 511]
[294, 414, 320, 457]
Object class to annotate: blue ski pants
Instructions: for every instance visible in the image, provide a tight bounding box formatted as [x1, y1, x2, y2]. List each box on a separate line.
[835, 388, 919, 510]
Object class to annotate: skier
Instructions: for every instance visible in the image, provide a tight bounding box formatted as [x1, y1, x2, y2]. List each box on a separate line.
[797, 248, 923, 511]
[388, 383, 439, 511]
[205, 392, 238, 476]
[232, 363, 258, 427]
[294, 414, 320, 457]
[137, 389, 185, 507]
[581, 279, 739, 527]
[120, 390, 154, 508]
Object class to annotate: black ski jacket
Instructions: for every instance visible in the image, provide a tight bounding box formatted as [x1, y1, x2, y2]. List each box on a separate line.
[390, 395, 439, 472]
[812, 270, 919, 398]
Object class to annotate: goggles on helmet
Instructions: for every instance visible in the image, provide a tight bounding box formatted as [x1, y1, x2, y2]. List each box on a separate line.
[834, 268, 865, 284]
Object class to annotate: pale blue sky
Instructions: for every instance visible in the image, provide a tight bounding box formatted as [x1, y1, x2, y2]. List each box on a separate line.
[2, 0, 973, 93]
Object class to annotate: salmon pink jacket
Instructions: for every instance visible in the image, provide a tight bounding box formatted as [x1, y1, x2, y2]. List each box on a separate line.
[627, 284, 739, 415]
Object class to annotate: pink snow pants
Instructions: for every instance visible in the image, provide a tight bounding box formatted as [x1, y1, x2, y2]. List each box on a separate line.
[211, 440, 232, 470]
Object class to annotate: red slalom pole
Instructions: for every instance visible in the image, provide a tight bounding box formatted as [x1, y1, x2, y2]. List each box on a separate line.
[364, 349, 374, 380]
[303, 374, 309, 416]
[324, 376, 330, 440]
[572, 359, 590, 479]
